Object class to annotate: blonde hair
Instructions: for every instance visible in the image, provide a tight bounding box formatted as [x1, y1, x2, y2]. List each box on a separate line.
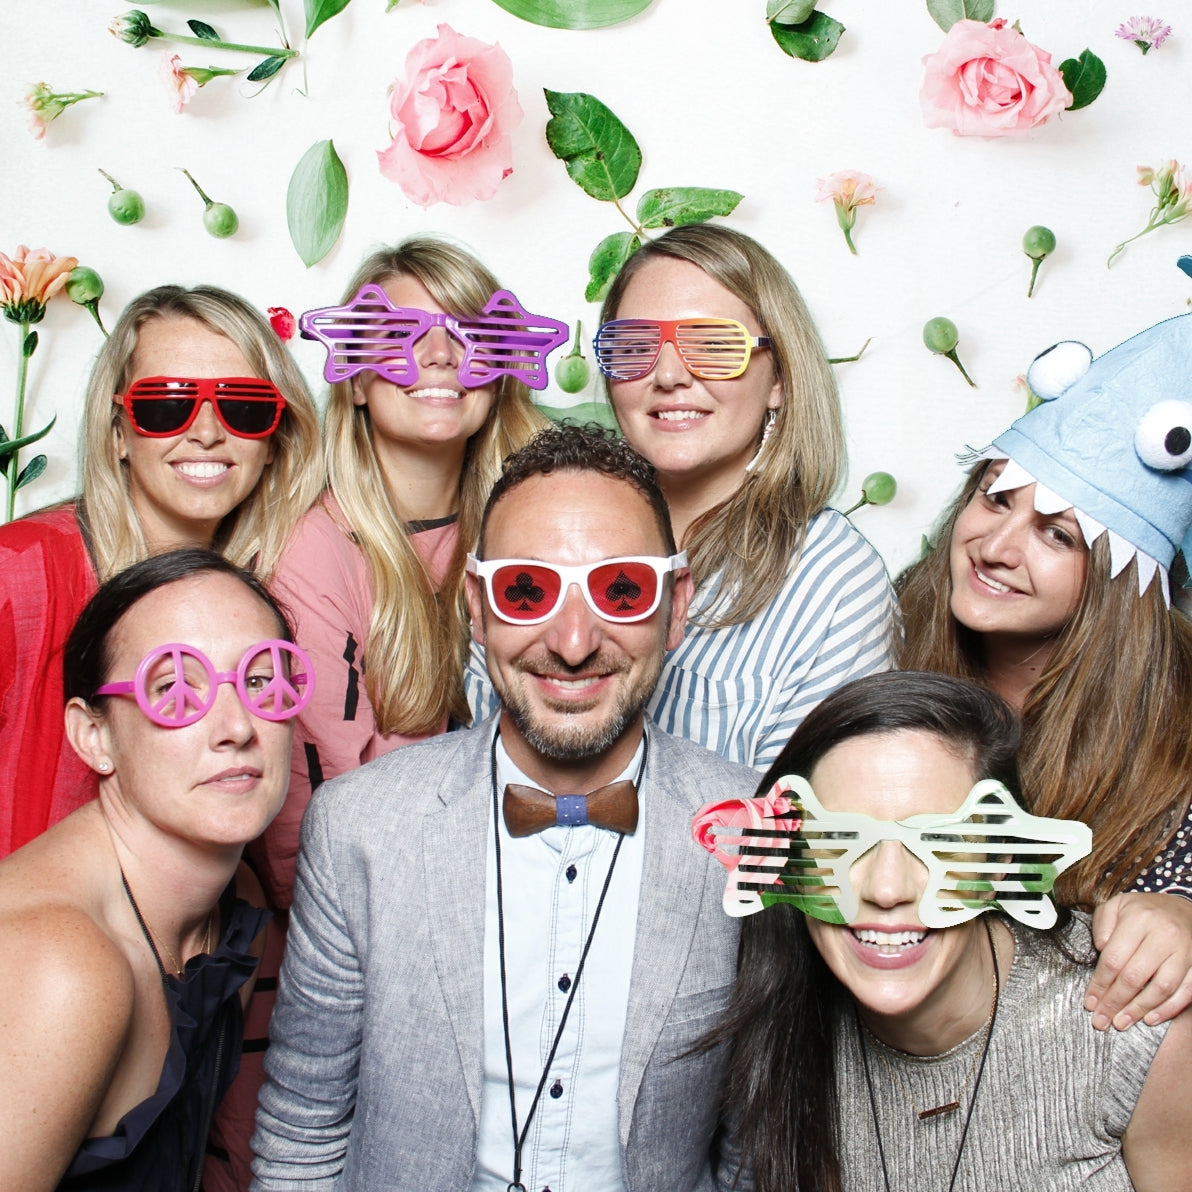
[600, 225, 845, 628]
[897, 463, 1192, 906]
[80, 285, 321, 582]
[323, 237, 548, 734]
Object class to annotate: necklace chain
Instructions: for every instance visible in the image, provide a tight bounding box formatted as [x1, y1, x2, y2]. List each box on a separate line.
[121, 869, 215, 979]
[857, 915, 1001, 1192]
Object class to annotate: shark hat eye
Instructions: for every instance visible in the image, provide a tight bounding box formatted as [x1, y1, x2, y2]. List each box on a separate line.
[1135, 400, 1192, 470]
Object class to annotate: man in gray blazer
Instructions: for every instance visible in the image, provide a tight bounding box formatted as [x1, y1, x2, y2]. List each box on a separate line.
[253, 426, 758, 1192]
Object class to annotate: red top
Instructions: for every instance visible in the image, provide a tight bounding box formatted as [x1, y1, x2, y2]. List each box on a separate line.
[0, 504, 99, 857]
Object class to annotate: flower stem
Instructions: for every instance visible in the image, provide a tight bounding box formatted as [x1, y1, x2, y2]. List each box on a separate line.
[1107, 225, 1153, 268]
[1027, 257, 1043, 297]
[840, 496, 869, 516]
[828, 337, 872, 364]
[613, 197, 644, 239]
[946, 348, 977, 388]
[159, 32, 296, 57]
[5, 321, 31, 523]
[842, 226, 857, 255]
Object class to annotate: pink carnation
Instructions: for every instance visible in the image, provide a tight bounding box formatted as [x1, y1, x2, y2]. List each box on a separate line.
[377, 23, 523, 207]
[921, 18, 1072, 138]
[159, 53, 198, 114]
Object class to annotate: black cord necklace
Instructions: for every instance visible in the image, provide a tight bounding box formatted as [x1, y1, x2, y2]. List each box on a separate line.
[857, 915, 1001, 1192]
[489, 733, 648, 1192]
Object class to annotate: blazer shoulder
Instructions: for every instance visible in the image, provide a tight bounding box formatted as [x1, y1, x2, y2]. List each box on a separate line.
[308, 719, 496, 822]
[647, 726, 759, 807]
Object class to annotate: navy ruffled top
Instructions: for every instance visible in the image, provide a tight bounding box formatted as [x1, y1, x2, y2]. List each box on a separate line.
[57, 884, 268, 1191]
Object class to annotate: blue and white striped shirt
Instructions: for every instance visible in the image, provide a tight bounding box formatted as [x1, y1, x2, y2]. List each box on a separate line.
[466, 508, 895, 771]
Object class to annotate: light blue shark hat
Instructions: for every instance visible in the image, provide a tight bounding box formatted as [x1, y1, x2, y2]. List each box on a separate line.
[969, 313, 1192, 603]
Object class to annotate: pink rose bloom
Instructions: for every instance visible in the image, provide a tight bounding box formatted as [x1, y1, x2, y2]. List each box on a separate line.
[160, 53, 198, 114]
[920, 18, 1072, 138]
[377, 23, 523, 207]
[692, 787, 798, 871]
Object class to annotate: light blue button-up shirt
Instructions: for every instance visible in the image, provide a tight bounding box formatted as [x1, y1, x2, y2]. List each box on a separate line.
[471, 734, 646, 1192]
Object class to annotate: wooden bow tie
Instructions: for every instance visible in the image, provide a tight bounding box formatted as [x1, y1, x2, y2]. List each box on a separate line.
[503, 781, 639, 837]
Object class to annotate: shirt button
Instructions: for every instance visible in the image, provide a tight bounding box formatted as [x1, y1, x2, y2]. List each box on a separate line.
[557, 973, 571, 992]
[549, 1079, 564, 1099]
[565, 864, 577, 883]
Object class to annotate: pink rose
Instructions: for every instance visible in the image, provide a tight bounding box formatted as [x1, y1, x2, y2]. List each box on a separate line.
[692, 787, 799, 870]
[920, 18, 1072, 138]
[377, 23, 523, 207]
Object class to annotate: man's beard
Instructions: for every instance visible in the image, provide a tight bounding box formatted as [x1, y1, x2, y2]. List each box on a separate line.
[495, 650, 663, 765]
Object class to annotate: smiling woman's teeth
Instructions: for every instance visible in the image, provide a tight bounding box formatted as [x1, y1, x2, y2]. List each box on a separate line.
[654, 409, 706, 421]
[852, 928, 926, 953]
[176, 461, 229, 478]
[974, 567, 1012, 593]
[410, 387, 462, 400]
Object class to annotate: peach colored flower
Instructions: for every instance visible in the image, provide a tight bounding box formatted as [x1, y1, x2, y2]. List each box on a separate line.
[815, 170, 881, 254]
[160, 52, 199, 113]
[0, 245, 79, 324]
[377, 23, 524, 207]
[921, 18, 1072, 138]
[19, 82, 103, 141]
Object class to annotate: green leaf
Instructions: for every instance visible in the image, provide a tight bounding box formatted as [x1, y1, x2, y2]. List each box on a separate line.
[1058, 49, 1107, 111]
[0, 416, 56, 462]
[305, 0, 352, 39]
[489, 0, 651, 30]
[585, 232, 640, 303]
[287, 139, 349, 269]
[766, 0, 815, 22]
[247, 55, 286, 82]
[16, 454, 47, 491]
[187, 18, 220, 39]
[636, 187, 743, 229]
[544, 90, 642, 202]
[925, 0, 995, 33]
[22, 331, 37, 358]
[770, 12, 845, 62]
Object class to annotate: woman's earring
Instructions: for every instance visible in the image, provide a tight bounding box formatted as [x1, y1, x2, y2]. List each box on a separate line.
[745, 408, 778, 473]
[97, 760, 111, 773]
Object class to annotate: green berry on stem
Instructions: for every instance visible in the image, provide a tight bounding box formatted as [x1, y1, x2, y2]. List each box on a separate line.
[554, 321, 591, 394]
[1022, 225, 1056, 298]
[180, 167, 239, 238]
[923, 316, 976, 388]
[99, 169, 145, 225]
[65, 266, 108, 336]
[841, 470, 897, 515]
[861, 471, 897, 506]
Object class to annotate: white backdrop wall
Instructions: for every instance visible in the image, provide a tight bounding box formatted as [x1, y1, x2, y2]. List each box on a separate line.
[3, 0, 1189, 575]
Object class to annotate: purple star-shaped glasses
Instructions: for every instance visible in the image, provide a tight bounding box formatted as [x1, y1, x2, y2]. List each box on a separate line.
[298, 284, 569, 391]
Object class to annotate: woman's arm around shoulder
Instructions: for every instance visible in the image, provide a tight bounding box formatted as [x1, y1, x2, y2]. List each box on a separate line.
[1122, 1005, 1192, 1191]
[0, 904, 135, 1192]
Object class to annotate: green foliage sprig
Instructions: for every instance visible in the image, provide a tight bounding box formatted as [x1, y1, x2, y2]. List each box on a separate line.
[543, 89, 743, 302]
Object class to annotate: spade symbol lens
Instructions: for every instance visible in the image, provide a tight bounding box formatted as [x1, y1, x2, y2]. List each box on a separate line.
[604, 569, 642, 612]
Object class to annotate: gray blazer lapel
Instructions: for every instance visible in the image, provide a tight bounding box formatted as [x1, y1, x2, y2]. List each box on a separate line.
[422, 724, 494, 1124]
[617, 728, 714, 1143]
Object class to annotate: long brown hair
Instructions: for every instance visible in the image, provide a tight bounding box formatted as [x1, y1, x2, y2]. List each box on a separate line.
[897, 464, 1192, 906]
[600, 225, 844, 628]
[323, 237, 548, 734]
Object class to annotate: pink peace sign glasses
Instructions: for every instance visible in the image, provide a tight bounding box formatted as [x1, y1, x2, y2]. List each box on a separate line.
[95, 641, 315, 728]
